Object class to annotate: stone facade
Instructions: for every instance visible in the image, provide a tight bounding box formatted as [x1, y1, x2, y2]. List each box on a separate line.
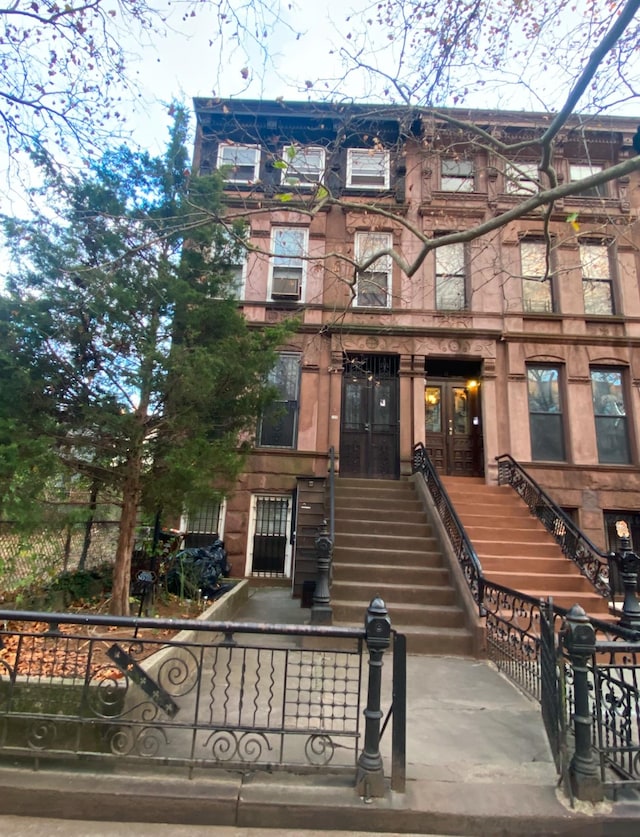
[191, 98, 640, 579]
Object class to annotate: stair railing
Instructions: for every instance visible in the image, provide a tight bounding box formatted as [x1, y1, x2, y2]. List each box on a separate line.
[311, 446, 335, 624]
[495, 454, 611, 599]
[412, 443, 484, 609]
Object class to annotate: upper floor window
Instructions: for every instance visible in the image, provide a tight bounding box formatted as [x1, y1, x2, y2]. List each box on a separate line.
[258, 353, 301, 448]
[346, 149, 390, 190]
[354, 231, 392, 308]
[570, 163, 606, 198]
[521, 240, 554, 313]
[269, 227, 307, 301]
[505, 163, 539, 195]
[591, 369, 631, 464]
[440, 159, 474, 192]
[435, 243, 466, 310]
[527, 365, 566, 461]
[210, 227, 247, 299]
[216, 143, 261, 184]
[580, 242, 614, 315]
[280, 145, 325, 188]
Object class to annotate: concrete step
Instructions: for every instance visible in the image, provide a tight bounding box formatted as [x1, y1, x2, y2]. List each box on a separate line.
[332, 546, 445, 568]
[485, 570, 599, 593]
[334, 507, 425, 524]
[334, 532, 439, 552]
[480, 555, 579, 574]
[331, 579, 458, 606]
[333, 496, 424, 513]
[473, 540, 563, 559]
[334, 599, 466, 629]
[335, 519, 433, 537]
[332, 563, 451, 586]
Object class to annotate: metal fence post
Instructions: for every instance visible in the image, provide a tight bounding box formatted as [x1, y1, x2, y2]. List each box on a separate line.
[561, 604, 604, 803]
[311, 522, 333, 625]
[356, 596, 391, 799]
[611, 520, 640, 630]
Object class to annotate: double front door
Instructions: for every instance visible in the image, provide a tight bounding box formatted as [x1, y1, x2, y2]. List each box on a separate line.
[425, 379, 483, 477]
[339, 355, 399, 480]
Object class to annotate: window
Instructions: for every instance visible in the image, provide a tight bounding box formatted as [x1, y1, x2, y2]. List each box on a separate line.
[346, 149, 390, 189]
[210, 228, 247, 298]
[591, 369, 630, 464]
[435, 243, 466, 310]
[280, 145, 325, 188]
[440, 159, 474, 192]
[570, 163, 606, 198]
[580, 242, 614, 315]
[258, 353, 300, 447]
[520, 240, 553, 313]
[505, 163, 539, 195]
[527, 366, 565, 461]
[354, 231, 392, 308]
[182, 501, 225, 550]
[270, 227, 307, 300]
[216, 143, 260, 183]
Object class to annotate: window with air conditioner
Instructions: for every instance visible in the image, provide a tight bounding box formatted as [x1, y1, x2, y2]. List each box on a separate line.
[270, 227, 307, 301]
[347, 149, 390, 190]
[354, 231, 392, 308]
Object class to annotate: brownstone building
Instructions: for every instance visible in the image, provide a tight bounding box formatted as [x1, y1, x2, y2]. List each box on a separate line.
[188, 98, 640, 590]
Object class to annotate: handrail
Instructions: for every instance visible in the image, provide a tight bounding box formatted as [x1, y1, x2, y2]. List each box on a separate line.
[328, 445, 336, 543]
[495, 454, 611, 599]
[412, 443, 485, 609]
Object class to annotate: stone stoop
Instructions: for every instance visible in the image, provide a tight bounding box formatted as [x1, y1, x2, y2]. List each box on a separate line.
[440, 476, 611, 618]
[331, 477, 475, 656]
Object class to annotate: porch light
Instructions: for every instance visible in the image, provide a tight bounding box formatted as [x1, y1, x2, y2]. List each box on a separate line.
[466, 379, 479, 390]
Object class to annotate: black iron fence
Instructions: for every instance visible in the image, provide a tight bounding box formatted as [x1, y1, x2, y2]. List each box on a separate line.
[0, 600, 406, 795]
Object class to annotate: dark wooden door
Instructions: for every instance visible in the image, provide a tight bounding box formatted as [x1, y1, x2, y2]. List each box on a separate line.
[340, 355, 399, 479]
[425, 380, 483, 476]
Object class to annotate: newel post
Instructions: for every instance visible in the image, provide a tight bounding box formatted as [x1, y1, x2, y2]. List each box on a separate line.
[311, 521, 333, 625]
[561, 604, 604, 803]
[356, 596, 391, 799]
[611, 520, 640, 630]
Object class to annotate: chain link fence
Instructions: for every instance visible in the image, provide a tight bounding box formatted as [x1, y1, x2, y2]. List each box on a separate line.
[0, 521, 119, 594]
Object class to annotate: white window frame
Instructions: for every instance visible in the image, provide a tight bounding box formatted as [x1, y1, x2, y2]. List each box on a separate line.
[268, 226, 308, 301]
[440, 159, 474, 192]
[245, 493, 294, 578]
[209, 227, 248, 299]
[435, 243, 467, 311]
[216, 143, 261, 184]
[354, 231, 393, 309]
[570, 163, 606, 198]
[346, 148, 390, 190]
[280, 145, 325, 189]
[505, 163, 539, 195]
[520, 239, 554, 313]
[580, 241, 614, 315]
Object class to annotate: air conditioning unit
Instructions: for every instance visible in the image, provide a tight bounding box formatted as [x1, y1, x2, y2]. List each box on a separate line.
[271, 274, 301, 299]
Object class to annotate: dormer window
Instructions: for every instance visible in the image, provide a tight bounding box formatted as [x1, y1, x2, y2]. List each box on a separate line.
[217, 143, 261, 183]
[347, 149, 390, 190]
[280, 146, 325, 188]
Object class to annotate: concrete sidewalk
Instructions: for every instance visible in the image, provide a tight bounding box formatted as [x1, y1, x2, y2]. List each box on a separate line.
[0, 586, 638, 836]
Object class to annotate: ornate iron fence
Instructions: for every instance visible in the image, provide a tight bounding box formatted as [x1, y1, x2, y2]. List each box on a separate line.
[0, 604, 406, 793]
[496, 454, 611, 598]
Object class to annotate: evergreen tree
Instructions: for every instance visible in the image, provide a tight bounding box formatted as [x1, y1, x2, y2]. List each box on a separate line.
[0, 106, 288, 614]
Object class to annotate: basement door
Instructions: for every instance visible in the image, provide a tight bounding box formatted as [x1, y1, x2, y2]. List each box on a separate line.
[424, 379, 483, 477]
[339, 354, 399, 479]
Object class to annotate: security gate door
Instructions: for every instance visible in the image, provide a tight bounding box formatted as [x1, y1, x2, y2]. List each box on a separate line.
[424, 379, 483, 477]
[339, 355, 399, 479]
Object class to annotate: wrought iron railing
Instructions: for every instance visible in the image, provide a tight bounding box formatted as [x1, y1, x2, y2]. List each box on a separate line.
[412, 443, 484, 607]
[328, 445, 336, 543]
[496, 454, 611, 598]
[0, 603, 405, 794]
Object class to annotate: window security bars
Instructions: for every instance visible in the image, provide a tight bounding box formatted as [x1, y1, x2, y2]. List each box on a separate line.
[495, 454, 611, 598]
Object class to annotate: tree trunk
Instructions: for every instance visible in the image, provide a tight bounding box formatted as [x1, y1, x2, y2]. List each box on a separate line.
[110, 460, 142, 615]
[79, 480, 99, 571]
